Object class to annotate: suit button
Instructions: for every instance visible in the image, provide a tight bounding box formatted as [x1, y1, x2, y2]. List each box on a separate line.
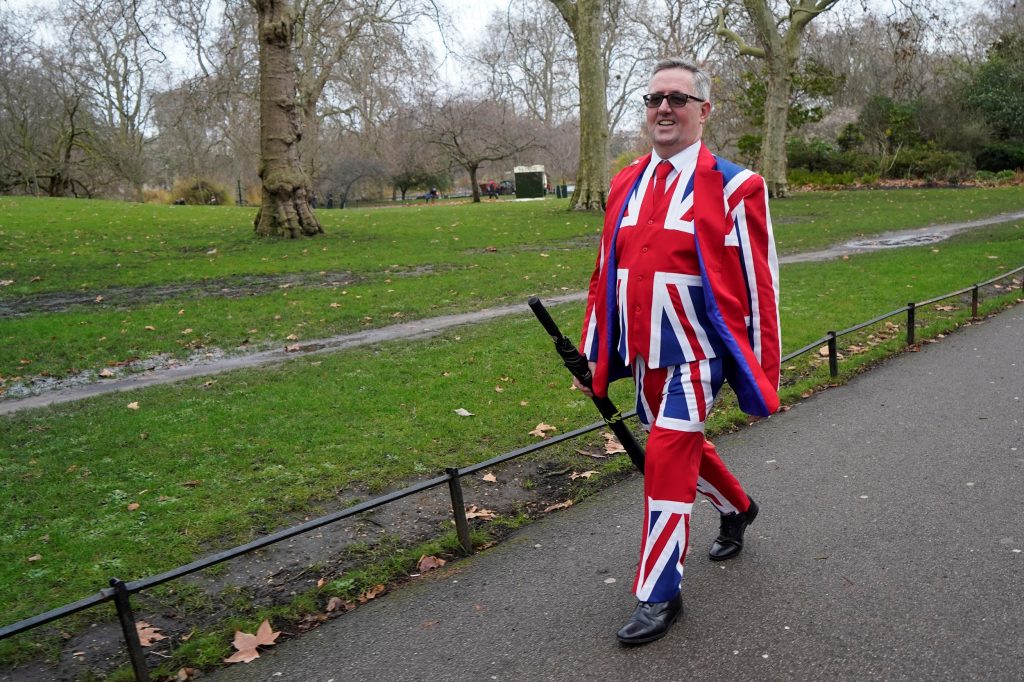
[641, 246, 649, 253]
[647, 219, 654, 225]
[636, 275, 643, 282]
[634, 306, 641, 313]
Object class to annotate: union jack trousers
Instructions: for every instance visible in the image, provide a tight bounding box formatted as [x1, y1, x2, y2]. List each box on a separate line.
[632, 356, 749, 603]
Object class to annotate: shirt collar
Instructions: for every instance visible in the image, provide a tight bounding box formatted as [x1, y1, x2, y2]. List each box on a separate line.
[652, 139, 702, 175]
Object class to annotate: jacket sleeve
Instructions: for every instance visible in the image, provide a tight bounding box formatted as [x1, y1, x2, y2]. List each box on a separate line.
[727, 174, 781, 390]
[580, 234, 605, 361]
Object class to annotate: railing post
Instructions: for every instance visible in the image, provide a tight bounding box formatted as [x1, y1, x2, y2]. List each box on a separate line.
[109, 578, 151, 682]
[446, 468, 474, 555]
[907, 303, 916, 345]
[826, 331, 838, 378]
[971, 285, 979, 319]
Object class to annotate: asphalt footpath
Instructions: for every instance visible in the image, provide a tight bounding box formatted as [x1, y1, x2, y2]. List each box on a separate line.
[210, 304, 1024, 682]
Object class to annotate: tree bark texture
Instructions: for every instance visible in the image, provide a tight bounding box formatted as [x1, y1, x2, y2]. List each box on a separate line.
[552, 0, 608, 212]
[251, 0, 322, 238]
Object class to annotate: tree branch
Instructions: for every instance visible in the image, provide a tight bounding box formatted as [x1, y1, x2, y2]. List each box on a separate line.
[716, 7, 766, 58]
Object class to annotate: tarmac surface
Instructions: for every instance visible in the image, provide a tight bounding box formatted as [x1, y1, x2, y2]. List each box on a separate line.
[208, 304, 1024, 682]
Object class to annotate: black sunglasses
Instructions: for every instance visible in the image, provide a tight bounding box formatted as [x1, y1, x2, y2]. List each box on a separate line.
[642, 92, 705, 109]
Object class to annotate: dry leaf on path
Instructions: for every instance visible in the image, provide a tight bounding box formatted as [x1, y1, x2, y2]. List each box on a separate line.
[454, 408, 474, 417]
[570, 470, 598, 480]
[529, 423, 557, 438]
[136, 621, 166, 647]
[176, 667, 200, 681]
[416, 555, 447, 573]
[223, 619, 279, 664]
[481, 473, 497, 483]
[544, 500, 573, 512]
[98, 368, 114, 378]
[126, 402, 140, 410]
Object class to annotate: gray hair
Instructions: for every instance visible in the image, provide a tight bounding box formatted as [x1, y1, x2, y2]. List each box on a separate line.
[651, 58, 711, 102]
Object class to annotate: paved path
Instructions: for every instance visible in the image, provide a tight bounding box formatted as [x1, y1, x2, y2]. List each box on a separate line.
[4, 211, 1022, 416]
[208, 303, 1024, 682]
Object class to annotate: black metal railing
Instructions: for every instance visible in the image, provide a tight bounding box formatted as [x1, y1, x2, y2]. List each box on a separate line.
[1, 264, 1021, 681]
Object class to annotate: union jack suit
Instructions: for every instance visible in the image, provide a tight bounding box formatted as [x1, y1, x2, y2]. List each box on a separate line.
[580, 142, 780, 602]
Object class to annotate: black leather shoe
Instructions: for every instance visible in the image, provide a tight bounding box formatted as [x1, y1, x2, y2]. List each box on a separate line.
[615, 594, 683, 645]
[709, 497, 759, 561]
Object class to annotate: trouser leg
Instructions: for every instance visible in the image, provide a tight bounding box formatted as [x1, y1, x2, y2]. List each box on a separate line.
[631, 357, 747, 601]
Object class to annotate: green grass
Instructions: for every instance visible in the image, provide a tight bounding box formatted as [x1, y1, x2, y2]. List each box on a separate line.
[0, 191, 1022, 670]
[2, 186, 1023, 381]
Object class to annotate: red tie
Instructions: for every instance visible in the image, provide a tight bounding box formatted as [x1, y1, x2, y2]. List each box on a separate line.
[651, 160, 673, 215]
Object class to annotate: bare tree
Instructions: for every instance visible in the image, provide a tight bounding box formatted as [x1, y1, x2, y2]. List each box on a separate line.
[249, 0, 321, 237]
[469, 0, 578, 126]
[422, 96, 538, 203]
[717, 0, 841, 198]
[54, 0, 166, 201]
[292, 0, 439, 182]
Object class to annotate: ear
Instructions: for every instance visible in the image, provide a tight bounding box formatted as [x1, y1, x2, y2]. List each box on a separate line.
[700, 100, 712, 122]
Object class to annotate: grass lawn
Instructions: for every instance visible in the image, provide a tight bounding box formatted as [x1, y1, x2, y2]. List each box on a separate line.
[1, 190, 1022, 671]
[2, 186, 1023, 381]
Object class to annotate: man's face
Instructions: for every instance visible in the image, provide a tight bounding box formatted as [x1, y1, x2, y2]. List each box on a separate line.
[645, 68, 711, 158]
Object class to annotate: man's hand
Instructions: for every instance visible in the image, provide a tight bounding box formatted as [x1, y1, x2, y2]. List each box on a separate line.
[572, 361, 598, 397]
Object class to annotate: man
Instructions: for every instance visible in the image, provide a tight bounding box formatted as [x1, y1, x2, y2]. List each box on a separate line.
[574, 58, 781, 645]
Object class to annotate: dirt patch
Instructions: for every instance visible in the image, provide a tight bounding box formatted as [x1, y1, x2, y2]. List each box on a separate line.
[0, 271, 360, 318]
[0, 447, 635, 682]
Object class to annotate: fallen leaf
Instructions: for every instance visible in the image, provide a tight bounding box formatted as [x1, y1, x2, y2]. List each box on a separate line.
[98, 368, 115, 378]
[454, 408, 474, 417]
[285, 344, 302, 352]
[481, 473, 497, 483]
[127, 402, 140, 410]
[325, 596, 349, 612]
[465, 505, 496, 520]
[207, 248, 217, 255]
[144, 325, 156, 331]
[818, 345, 830, 357]
[570, 470, 598, 480]
[329, 302, 341, 308]
[494, 385, 504, 392]
[602, 432, 626, 454]
[181, 328, 193, 335]
[934, 304, 956, 312]
[544, 500, 573, 512]
[357, 584, 386, 603]
[127, 502, 140, 511]
[176, 667, 199, 681]
[136, 621, 166, 647]
[223, 619, 279, 664]
[416, 555, 447, 572]
[286, 334, 299, 340]
[27, 554, 41, 562]
[529, 423, 557, 438]
[94, 295, 104, 302]
[800, 390, 814, 398]
[181, 480, 201, 488]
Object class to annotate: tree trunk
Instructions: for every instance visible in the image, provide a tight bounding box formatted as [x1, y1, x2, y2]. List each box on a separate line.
[552, 0, 608, 212]
[469, 165, 481, 203]
[760, 63, 793, 198]
[251, 0, 322, 238]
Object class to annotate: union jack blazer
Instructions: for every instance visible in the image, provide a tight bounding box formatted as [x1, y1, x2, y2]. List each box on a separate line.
[581, 143, 781, 417]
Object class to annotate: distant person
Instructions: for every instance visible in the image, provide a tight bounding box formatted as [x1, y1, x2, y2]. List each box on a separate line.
[487, 181, 498, 199]
[326, 193, 334, 209]
[573, 57, 780, 646]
